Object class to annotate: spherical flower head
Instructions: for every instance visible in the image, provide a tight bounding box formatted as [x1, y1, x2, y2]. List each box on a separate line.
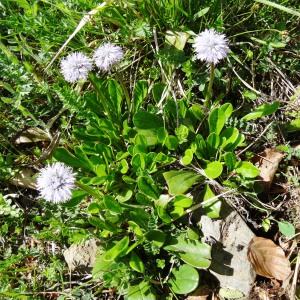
[93, 43, 124, 72]
[36, 162, 76, 203]
[193, 29, 230, 65]
[60, 52, 93, 83]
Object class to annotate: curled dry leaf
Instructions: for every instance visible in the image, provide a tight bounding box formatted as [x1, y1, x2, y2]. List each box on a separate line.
[254, 148, 285, 192]
[247, 237, 291, 281]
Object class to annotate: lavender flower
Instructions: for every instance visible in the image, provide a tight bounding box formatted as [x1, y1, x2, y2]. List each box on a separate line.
[93, 43, 124, 72]
[193, 29, 230, 65]
[36, 162, 76, 203]
[60, 52, 93, 83]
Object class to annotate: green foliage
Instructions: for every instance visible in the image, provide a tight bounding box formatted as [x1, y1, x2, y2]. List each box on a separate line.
[1, 0, 299, 298]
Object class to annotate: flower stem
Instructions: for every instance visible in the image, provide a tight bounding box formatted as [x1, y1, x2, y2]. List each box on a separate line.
[204, 63, 215, 107]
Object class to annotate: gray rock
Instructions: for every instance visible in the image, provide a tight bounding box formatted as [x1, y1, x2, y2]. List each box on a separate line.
[63, 239, 99, 273]
[200, 211, 256, 297]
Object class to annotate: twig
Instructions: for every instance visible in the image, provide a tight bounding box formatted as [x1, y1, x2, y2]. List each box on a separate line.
[237, 121, 274, 156]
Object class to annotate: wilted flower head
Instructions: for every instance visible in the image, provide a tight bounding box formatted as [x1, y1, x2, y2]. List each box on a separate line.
[60, 52, 93, 83]
[36, 162, 76, 203]
[93, 43, 124, 72]
[193, 29, 229, 65]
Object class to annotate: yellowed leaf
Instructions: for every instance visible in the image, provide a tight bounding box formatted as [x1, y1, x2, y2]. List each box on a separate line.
[247, 237, 291, 281]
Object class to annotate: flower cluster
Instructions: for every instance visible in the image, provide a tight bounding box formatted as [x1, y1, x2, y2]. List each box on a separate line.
[193, 29, 229, 65]
[60, 43, 124, 82]
[36, 162, 76, 203]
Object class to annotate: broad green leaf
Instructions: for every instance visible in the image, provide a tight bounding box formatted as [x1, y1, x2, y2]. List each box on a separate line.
[128, 281, 156, 300]
[220, 127, 239, 150]
[285, 118, 300, 132]
[132, 80, 148, 114]
[163, 170, 201, 195]
[224, 152, 237, 171]
[219, 103, 233, 121]
[92, 253, 114, 279]
[235, 161, 260, 178]
[145, 230, 166, 248]
[204, 161, 223, 179]
[133, 111, 163, 129]
[278, 221, 295, 238]
[201, 185, 221, 218]
[88, 216, 116, 232]
[181, 149, 193, 165]
[63, 190, 87, 208]
[103, 196, 122, 214]
[164, 235, 211, 268]
[129, 252, 145, 273]
[241, 101, 280, 121]
[164, 135, 179, 150]
[169, 264, 199, 295]
[207, 133, 220, 157]
[173, 195, 193, 208]
[104, 236, 129, 261]
[108, 79, 123, 118]
[208, 107, 226, 135]
[53, 147, 91, 171]
[138, 176, 159, 199]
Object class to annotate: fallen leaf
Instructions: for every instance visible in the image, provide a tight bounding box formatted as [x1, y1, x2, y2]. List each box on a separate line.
[254, 148, 285, 191]
[15, 127, 50, 144]
[247, 237, 291, 281]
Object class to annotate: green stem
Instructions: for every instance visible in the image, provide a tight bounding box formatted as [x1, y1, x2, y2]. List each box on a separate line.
[204, 63, 215, 107]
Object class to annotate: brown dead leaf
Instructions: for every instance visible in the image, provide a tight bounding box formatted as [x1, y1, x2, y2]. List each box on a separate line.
[247, 237, 291, 281]
[15, 127, 50, 144]
[254, 148, 285, 192]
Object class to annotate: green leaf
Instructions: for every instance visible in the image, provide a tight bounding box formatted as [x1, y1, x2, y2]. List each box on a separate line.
[202, 185, 221, 219]
[108, 79, 123, 119]
[175, 124, 189, 144]
[53, 147, 91, 171]
[164, 235, 211, 269]
[133, 111, 163, 129]
[223, 152, 237, 171]
[103, 196, 123, 214]
[138, 176, 159, 199]
[181, 149, 193, 165]
[163, 170, 201, 195]
[173, 195, 193, 208]
[193, 7, 210, 19]
[145, 230, 166, 248]
[278, 221, 295, 238]
[132, 80, 148, 114]
[241, 101, 280, 121]
[204, 161, 223, 179]
[219, 103, 233, 121]
[164, 135, 179, 150]
[128, 281, 156, 300]
[235, 161, 260, 178]
[63, 190, 87, 208]
[103, 236, 129, 261]
[129, 252, 145, 273]
[168, 264, 199, 295]
[208, 107, 226, 135]
[92, 253, 114, 279]
[254, 0, 300, 17]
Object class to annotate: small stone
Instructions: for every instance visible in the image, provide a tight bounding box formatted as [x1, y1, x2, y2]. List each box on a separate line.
[200, 211, 256, 297]
[63, 239, 99, 273]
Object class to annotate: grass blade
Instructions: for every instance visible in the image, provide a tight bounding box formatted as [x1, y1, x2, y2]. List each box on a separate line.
[255, 0, 300, 17]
